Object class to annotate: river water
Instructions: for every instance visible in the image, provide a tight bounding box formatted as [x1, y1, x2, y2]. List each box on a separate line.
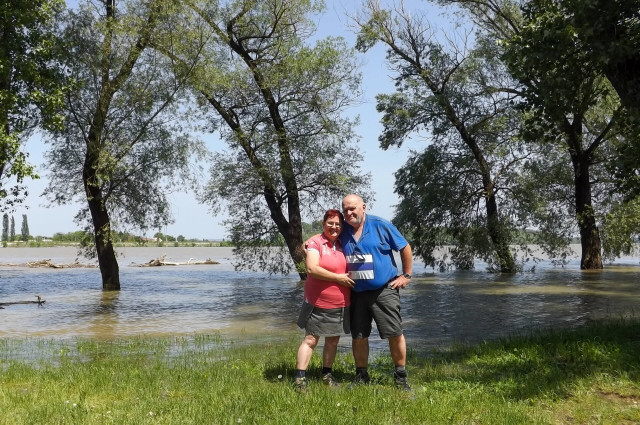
[1, 246, 639, 354]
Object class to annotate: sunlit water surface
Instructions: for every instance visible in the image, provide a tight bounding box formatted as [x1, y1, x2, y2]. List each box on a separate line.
[1, 246, 640, 355]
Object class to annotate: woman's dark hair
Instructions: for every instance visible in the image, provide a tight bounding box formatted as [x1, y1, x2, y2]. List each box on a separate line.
[323, 209, 344, 224]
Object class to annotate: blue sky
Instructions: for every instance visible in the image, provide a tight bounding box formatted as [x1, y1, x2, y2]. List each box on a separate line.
[14, 0, 445, 240]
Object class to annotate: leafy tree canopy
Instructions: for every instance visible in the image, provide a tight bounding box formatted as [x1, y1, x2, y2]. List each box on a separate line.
[0, 0, 66, 211]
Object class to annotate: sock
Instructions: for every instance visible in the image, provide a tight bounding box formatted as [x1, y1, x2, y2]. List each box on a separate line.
[395, 365, 407, 377]
[356, 367, 368, 377]
[322, 367, 332, 375]
[295, 369, 306, 379]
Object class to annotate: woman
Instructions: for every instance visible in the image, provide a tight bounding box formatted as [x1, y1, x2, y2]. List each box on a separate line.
[294, 209, 354, 391]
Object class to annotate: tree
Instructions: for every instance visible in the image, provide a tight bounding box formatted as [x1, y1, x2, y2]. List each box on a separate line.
[560, 0, 640, 120]
[496, 0, 623, 269]
[20, 214, 29, 241]
[44, 0, 203, 290]
[434, 0, 626, 269]
[0, 0, 65, 211]
[355, 1, 528, 272]
[179, 0, 370, 276]
[2, 213, 8, 241]
[9, 215, 15, 241]
[559, 0, 640, 246]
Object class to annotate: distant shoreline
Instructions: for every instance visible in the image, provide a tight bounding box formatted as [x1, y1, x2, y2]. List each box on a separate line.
[1, 241, 231, 248]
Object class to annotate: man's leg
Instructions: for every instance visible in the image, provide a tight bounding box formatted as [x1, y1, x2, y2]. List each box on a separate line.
[389, 334, 410, 391]
[373, 286, 411, 390]
[350, 290, 372, 385]
[352, 337, 369, 368]
[388, 334, 406, 367]
[351, 337, 371, 385]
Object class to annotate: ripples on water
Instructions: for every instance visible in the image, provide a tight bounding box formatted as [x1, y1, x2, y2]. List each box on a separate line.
[1, 247, 640, 355]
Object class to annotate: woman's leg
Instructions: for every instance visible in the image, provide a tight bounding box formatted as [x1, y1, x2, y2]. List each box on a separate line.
[296, 334, 319, 370]
[322, 336, 340, 368]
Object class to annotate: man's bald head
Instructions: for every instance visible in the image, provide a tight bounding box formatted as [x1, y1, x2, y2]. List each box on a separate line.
[342, 194, 366, 229]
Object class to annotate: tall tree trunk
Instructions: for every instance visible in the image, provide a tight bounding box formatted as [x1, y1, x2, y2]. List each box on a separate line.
[226, 24, 307, 279]
[283, 225, 306, 280]
[571, 152, 603, 270]
[485, 186, 516, 272]
[263, 189, 306, 280]
[83, 155, 120, 290]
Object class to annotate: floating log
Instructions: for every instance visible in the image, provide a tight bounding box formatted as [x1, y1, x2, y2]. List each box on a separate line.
[133, 254, 220, 267]
[0, 259, 96, 268]
[0, 295, 45, 309]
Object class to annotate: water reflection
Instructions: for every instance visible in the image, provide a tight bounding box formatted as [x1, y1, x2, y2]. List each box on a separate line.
[1, 247, 640, 355]
[402, 265, 640, 353]
[86, 290, 121, 339]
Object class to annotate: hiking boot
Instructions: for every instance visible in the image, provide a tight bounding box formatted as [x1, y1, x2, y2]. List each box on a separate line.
[294, 377, 308, 393]
[322, 372, 340, 387]
[348, 371, 370, 388]
[393, 371, 411, 391]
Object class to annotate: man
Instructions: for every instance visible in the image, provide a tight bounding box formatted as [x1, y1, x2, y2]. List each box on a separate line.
[340, 193, 412, 390]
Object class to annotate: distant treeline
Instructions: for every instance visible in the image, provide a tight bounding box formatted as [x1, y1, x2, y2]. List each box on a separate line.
[48, 231, 234, 247]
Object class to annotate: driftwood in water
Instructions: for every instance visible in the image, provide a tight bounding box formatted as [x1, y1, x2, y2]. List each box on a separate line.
[0, 259, 96, 268]
[134, 254, 220, 267]
[0, 295, 45, 309]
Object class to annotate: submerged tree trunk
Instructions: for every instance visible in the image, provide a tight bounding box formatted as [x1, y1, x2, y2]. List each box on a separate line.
[83, 150, 120, 290]
[263, 186, 306, 280]
[571, 152, 603, 270]
[565, 117, 603, 270]
[485, 185, 516, 273]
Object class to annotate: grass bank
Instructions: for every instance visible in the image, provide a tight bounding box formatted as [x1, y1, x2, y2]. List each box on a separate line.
[1, 320, 640, 424]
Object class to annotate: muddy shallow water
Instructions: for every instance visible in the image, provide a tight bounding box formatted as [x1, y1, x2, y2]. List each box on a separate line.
[1, 246, 639, 354]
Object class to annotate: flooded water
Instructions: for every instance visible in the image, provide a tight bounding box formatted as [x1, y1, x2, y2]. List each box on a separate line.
[1, 246, 640, 354]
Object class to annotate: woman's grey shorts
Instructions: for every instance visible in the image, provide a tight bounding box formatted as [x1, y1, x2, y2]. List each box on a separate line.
[297, 301, 350, 336]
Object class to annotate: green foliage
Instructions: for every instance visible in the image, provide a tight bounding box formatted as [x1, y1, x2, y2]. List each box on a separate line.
[52, 231, 91, 243]
[2, 213, 8, 241]
[356, 2, 527, 271]
[559, 0, 640, 115]
[601, 196, 640, 260]
[0, 0, 65, 211]
[43, 1, 205, 267]
[436, 0, 633, 268]
[497, 0, 627, 268]
[20, 214, 29, 241]
[180, 0, 370, 274]
[393, 146, 491, 270]
[9, 215, 15, 241]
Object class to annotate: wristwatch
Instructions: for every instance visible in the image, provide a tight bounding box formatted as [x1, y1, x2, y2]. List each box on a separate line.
[402, 273, 412, 279]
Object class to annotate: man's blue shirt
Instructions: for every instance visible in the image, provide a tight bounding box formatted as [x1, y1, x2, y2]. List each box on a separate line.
[339, 214, 408, 292]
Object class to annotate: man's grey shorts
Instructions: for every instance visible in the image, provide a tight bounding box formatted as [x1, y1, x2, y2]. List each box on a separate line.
[297, 301, 350, 336]
[351, 284, 403, 339]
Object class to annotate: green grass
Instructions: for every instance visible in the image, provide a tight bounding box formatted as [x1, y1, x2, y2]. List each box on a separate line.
[2, 320, 640, 424]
